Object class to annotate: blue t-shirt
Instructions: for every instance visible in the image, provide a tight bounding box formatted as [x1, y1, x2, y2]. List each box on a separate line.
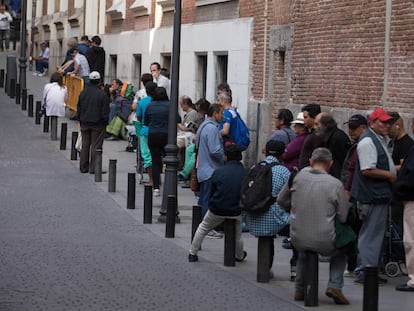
[219, 108, 238, 144]
[136, 96, 152, 136]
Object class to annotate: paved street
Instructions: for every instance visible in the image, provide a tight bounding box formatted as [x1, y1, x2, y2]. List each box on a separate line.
[1, 51, 414, 310]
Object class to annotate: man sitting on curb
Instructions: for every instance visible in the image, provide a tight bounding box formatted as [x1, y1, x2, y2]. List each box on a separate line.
[278, 148, 350, 305]
[189, 144, 247, 262]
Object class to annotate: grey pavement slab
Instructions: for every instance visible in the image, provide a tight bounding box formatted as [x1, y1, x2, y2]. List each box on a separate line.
[1, 51, 414, 310]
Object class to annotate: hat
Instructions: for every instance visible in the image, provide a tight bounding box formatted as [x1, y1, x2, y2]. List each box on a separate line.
[265, 140, 285, 157]
[89, 71, 101, 80]
[344, 114, 367, 128]
[369, 108, 393, 123]
[291, 112, 305, 125]
[388, 112, 401, 124]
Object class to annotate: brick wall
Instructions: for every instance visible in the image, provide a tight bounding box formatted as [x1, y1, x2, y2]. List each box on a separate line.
[387, 0, 414, 113]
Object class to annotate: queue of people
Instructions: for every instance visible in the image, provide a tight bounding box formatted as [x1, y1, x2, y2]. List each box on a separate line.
[37, 33, 414, 305]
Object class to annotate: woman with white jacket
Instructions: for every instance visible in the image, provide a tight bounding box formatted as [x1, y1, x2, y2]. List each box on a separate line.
[42, 72, 67, 139]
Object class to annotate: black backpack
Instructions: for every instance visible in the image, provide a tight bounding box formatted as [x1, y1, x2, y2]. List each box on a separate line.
[239, 161, 279, 215]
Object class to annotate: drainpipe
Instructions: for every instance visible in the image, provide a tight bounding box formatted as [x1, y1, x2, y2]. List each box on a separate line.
[381, 0, 392, 108]
[262, 0, 269, 101]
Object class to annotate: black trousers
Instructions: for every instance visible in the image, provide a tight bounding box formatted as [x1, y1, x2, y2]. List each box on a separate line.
[148, 132, 168, 189]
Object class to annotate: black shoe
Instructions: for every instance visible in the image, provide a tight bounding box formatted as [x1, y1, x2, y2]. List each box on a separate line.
[235, 251, 247, 262]
[188, 254, 198, 262]
[89, 171, 107, 174]
[396, 283, 414, 292]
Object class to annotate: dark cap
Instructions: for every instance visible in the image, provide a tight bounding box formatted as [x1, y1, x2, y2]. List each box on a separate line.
[344, 114, 367, 128]
[69, 47, 78, 54]
[265, 140, 285, 157]
[388, 112, 401, 124]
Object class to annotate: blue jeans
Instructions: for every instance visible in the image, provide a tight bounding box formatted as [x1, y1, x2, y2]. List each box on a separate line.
[198, 178, 212, 217]
[35, 59, 49, 73]
[0, 29, 10, 50]
[295, 249, 347, 293]
[354, 203, 387, 279]
[109, 102, 120, 124]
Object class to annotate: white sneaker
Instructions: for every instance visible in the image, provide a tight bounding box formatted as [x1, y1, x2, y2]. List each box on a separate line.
[153, 189, 160, 197]
[37, 72, 46, 77]
[207, 230, 223, 239]
[32, 71, 39, 76]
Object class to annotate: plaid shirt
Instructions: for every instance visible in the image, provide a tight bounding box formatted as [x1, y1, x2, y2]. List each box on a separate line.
[247, 156, 291, 236]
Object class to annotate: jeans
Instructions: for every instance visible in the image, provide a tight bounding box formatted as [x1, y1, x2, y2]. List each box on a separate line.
[198, 178, 213, 217]
[190, 210, 244, 259]
[108, 102, 120, 124]
[295, 249, 347, 293]
[35, 59, 49, 73]
[354, 203, 387, 279]
[80, 124, 106, 173]
[148, 132, 168, 189]
[0, 29, 10, 50]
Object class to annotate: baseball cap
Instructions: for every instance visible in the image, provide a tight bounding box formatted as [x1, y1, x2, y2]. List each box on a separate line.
[388, 112, 401, 124]
[344, 114, 367, 128]
[291, 112, 305, 125]
[369, 108, 393, 123]
[265, 140, 285, 157]
[89, 71, 101, 80]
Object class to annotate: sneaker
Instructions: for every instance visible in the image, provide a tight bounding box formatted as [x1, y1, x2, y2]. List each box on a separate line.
[206, 229, 223, 239]
[32, 71, 39, 76]
[343, 269, 354, 277]
[153, 189, 160, 197]
[188, 253, 198, 262]
[396, 283, 414, 292]
[294, 292, 304, 301]
[37, 72, 46, 77]
[235, 251, 247, 262]
[325, 287, 350, 305]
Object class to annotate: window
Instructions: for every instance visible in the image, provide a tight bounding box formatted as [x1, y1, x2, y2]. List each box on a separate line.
[215, 53, 228, 86]
[109, 55, 118, 81]
[195, 0, 233, 7]
[132, 54, 142, 89]
[161, 54, 172, 78]
[195, 53, 207, 99]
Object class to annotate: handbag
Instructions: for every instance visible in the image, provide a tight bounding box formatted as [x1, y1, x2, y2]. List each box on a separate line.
[190, 167, 199, 192]
[75, 132, 82, 152]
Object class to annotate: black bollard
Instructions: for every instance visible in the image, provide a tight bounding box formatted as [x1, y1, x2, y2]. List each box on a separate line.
[108, 159, 117, 192]
[191, 205, 202, 242]
[363, 266, 378, 311]
[35, 100, 41, 124]
[304, 251, 319, 307]
[70, 132, 78, 160]
[43, 115, 49, 133]
[257, 236, 272, 282]
[143, 185, 153, 224]
[28, 95, 34, 117]
[50, 116, 57, 140]
[165, 195, 177, 238]
[15, 83, 20, 105]
[9, 78, 16, 99]
[0, 69, 4, 88]
[224, 219, 236, 267]
[60, 123, 67, 150]
[22, 88, 27, 110]
[127, 173, 136, 209]
[94, 149, 103, 182]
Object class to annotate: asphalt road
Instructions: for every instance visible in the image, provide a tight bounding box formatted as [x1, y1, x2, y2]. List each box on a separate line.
[0, 89, 303, 310]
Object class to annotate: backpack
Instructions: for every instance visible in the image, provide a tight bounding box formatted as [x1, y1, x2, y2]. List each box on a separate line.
[228, 109, 250, 151]
[239, 161, 279, 215]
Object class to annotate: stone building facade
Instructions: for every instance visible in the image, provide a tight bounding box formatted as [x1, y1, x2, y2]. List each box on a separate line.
[26, 0, 414, 163]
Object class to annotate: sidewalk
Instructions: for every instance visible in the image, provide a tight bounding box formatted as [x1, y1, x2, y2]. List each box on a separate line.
[2, 51, 414, 310]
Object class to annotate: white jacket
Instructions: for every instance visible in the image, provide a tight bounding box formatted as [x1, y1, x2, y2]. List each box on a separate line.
[43, 82, 67, 117]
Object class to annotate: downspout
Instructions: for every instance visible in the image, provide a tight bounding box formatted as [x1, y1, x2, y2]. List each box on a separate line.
[262, 0, 269, 101]
[381, 0, 392, 108]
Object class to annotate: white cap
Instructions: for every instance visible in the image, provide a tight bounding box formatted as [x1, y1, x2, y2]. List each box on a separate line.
[291, 112, 305, 125]
[89, 71, 101, 80]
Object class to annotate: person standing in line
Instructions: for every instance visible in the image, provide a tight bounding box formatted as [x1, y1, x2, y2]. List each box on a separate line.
[394, 145, 414, 292]
[86, 35, 105, 80]
[76, 71, 110, 174]
[268, 108, 296, 145]
[278, 148, 350, 305]
[351, 108, 397, 285]
[282, 112, 308, 172]
[298, 104, 322, 169]
[144, 87, 181, 197]
[196, 103, 225, 238]
[42, 72, 67, 120]
[150, 62, 171, 98]
[0, 5, 12, 52]
[189, 144, 247, 262]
